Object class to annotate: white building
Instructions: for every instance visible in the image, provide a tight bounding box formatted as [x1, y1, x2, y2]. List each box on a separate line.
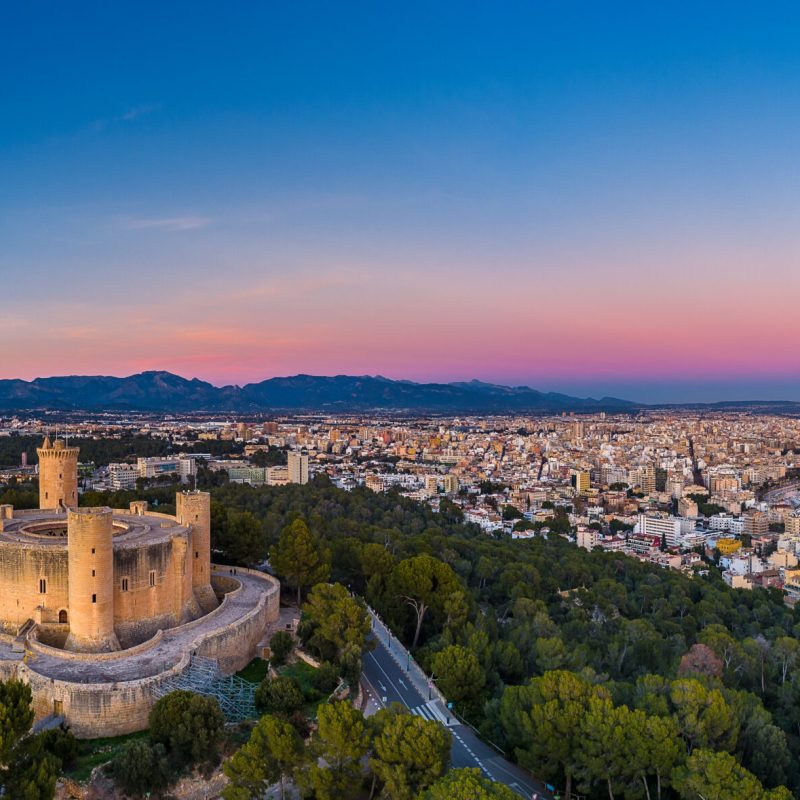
[577, 528, 602, 551]
[108, 463, 138, 490]
[136, 456, 196, 484]
[636, 514, 695, 548]
[708, 514, 745, 535]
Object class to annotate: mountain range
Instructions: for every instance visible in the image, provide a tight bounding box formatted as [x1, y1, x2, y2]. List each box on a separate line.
[0, 371, 638, 413]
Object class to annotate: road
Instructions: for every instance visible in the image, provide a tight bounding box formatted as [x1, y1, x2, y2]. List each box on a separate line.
[361, 627, 552, 799]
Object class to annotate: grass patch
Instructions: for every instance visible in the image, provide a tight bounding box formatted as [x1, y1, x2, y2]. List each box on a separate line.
[236, 657, 270, 684]
[278, 661, 330, 718]
[66, 730, 148, 783]
[278, 660, 318, 695]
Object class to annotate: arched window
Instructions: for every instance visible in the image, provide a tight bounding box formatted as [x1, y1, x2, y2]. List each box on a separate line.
[39, 578, 46, 594]
[59, 610, 68, 624]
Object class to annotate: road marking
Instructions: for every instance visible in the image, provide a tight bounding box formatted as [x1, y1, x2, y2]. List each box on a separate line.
[366, 651, 415, 705]
[411, 704, 435, 721]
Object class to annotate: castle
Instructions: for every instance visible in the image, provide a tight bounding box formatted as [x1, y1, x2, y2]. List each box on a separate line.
[0, 438, 280, 736]
[0, 437, 218, 651]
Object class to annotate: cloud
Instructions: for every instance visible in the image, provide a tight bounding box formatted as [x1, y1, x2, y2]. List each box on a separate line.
[118, 104, 161, 122]
[122, 215, 211, 232]
[88, 103, 161, 133]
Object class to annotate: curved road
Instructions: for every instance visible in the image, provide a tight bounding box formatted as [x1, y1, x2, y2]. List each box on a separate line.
[361, 618, 553, 799]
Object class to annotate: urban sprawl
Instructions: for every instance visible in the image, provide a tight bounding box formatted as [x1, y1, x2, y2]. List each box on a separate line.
[3, 411, 800, 602]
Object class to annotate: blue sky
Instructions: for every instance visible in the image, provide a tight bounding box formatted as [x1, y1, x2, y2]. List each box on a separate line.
[2, 3, 800, 402]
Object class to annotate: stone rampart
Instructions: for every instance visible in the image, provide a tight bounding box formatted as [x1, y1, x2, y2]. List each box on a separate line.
[15, 569, 280, 737]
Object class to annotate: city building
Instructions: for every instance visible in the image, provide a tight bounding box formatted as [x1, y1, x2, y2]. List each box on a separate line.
[288, 450, 309, 485]
[743, 509, 769, 538]
[108, 463, 138, 490]
[636, 514, 694, 548]
[136, 456, 196, 484]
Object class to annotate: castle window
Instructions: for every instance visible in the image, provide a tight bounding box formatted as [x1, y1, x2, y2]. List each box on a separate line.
[39, 578, 46, 594]
[91, 594, 96, 603]
[91, 548, 95, 555]
[149, 570, 156, 587]
[195, 551, 199, 558]
[121, 578, 129, 592]
[45, 492, 48, 500]
[91, 570, 95, 577]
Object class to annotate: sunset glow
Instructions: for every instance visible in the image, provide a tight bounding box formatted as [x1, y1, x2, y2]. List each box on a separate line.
[2, 3, 800, 402]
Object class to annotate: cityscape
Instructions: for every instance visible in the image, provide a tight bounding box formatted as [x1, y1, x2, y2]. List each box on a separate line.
[4, 3, 800, 800]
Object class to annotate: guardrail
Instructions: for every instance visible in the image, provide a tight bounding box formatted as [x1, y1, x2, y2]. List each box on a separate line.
[366, 605, 449, 708]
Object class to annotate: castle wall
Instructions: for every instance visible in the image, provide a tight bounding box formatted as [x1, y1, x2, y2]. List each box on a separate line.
[23, 652, 194, 737]
[0, 443, 283, 737]
[0, 544, 69, 628]
[20, 571, 281, 737]
[113, 538, 193, 647]
[197, 573, 278, 673]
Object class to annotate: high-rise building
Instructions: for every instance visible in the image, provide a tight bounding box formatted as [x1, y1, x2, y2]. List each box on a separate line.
[630, 463, 657, 494]
[666, 471, 685, 499]
[743, 509, 769, 538]
[288, 450, 309, 485]
[572, 469, 590, 494]
[786, 514, 800, 536]
[443, 474, 460, 495]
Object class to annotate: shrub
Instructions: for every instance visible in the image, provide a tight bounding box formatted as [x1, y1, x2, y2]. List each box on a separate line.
[269, 631, 293, 667]
[148, 690, 225, 768]
[312, 661, 340, 695]
[112, 740, 170, 798]
[39, 724, 79, 771]
[254, 676, 305, 715]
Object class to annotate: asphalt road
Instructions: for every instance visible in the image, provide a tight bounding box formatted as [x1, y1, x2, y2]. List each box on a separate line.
[361, 634, 553, 799]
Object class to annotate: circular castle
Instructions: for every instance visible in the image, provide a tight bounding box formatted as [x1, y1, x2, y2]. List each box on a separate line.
[0, 438, 279, 737]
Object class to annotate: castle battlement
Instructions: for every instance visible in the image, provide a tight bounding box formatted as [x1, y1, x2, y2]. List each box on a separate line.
[0, 438, 279, 737]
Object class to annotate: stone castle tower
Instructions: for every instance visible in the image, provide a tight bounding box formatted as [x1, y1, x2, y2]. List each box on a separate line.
[37, 437, 79, 510]
[64, 507, 121, 652]
[26, 438, 219, 651]
[176, 491, 218, 613]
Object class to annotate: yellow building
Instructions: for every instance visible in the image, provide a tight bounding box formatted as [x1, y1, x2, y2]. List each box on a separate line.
[716, 537, 742, 555]
[572, 469, 590, 494]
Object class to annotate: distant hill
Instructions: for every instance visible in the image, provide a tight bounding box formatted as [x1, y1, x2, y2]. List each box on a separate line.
[0, 371, 638, 413]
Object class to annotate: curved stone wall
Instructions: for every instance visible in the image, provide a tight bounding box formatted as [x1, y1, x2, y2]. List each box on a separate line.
[16, 569, 280, 737]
